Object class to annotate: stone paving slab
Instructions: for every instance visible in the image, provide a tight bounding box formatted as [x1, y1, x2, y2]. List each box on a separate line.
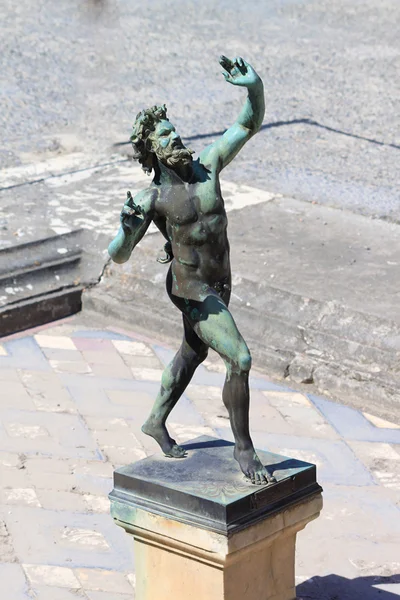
[0, 314, 399, 599]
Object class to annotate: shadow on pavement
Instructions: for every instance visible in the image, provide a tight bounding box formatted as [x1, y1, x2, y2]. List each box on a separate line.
[297, 574, 400, 599]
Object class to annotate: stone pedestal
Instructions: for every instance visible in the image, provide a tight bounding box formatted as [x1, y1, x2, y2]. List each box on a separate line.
[109, 436, 322, 600]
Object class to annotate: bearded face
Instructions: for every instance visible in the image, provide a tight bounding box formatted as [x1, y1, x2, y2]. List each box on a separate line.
[157, 144, 194, 169]
[149, 119, 193, 170]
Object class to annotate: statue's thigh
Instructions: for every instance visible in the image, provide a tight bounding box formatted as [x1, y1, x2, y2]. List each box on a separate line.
[190, 296, 249, 363]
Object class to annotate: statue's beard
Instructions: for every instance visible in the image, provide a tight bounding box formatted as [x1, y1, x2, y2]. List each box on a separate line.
[155, 144, 194, 169]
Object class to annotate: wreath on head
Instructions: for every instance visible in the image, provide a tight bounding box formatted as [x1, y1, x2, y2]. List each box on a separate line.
[130, 104, 167, 174]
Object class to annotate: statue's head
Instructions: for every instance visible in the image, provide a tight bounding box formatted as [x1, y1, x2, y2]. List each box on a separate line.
[131, 104, 193, 175]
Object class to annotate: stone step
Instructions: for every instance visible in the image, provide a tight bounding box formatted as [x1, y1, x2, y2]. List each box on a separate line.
[0, 287, 83, 337]
[83, 243, 400, 422]
[0, 229, 82, 278]
[0, 230, 85, 336]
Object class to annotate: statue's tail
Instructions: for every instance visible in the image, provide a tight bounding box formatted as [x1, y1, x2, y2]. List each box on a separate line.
[157, 241, 173, 264]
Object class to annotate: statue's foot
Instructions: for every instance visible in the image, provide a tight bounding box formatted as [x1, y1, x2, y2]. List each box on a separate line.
[141, 419, 187, 458]
[234, 446, 276, 485]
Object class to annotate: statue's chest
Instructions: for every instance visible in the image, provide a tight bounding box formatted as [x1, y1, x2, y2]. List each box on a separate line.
[159, 180, 222, 226]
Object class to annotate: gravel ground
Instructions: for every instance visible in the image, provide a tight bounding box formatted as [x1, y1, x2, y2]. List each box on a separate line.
[1, 0, 399, 220]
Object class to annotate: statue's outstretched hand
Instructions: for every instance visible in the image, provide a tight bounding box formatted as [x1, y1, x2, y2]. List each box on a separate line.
[120, 191, 144, 232]
[220, 55, 260, 88]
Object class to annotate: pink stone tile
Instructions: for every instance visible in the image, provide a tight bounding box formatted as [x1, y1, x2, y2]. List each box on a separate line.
[72, 338, 116, 353]
[89, 363, 132, 379]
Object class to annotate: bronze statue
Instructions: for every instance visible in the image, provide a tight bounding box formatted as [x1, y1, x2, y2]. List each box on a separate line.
[109, 56, 275, 485]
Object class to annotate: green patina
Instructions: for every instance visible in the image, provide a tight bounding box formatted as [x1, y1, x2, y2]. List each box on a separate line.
[108, 56, 275, 485]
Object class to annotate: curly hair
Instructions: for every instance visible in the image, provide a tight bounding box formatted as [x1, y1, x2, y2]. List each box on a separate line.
[130, 104, 167, 174]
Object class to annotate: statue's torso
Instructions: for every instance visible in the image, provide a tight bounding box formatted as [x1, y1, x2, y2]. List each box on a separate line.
[153, 160, 230, 302]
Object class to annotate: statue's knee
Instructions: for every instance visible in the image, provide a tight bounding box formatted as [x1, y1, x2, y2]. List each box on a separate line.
[237, 350, 252, 372]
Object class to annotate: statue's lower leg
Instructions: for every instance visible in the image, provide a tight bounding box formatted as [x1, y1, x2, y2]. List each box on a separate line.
[223, 368, 276, 485]
[142, 344, 204, 458]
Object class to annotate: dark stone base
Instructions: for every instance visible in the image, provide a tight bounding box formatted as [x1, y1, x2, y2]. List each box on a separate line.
[110, 435, 322, 535]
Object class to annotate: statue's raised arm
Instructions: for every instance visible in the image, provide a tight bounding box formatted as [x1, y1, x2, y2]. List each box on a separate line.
[200, 56, 265, 171]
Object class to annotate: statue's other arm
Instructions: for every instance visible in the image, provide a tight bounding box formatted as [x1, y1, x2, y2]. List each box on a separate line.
[200, 56, 265, 172]
[108, 189, 156, 264]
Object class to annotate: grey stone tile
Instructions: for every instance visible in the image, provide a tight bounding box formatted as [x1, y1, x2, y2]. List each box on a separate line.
[0, 518, 17, 562]
[75, 567, 133, 594]
[106, 390, 154, 410]
[0, 368, 21, 381]
[0, 381, 36, 410]
[5, 507, 133, 570]
[101, 445, 146, 467]
[81, 351, 127, 366]
[0, 487, 41, 507]
[91, 429, 141, 449]
[89, 363, 133, 380]
[41, 348, 84, 362]
[0, 563, 28, 598]
[120, 353, 163, 369]
[0, 337, 50, 371]
[74, 473, 113, 497]
[85, 592, 133, 600]
[0, 409, 101, 459]
[71, 331, 133, 340]
[35, 490, 88, 513]
[23, 563, 80, 588]
[261, 390, 339, 439]
[27, 471, 78, 492]
[18, 370, 78, 413]
[0, 463, 30, 489]
[309, 395, 400, 444]
[30, 587, 87, 599]
[83, 416, 130, 432]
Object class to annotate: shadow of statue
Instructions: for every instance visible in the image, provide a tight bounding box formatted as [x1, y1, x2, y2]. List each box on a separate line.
[182, 439, 234, 451]
[297, 573, 400, 599]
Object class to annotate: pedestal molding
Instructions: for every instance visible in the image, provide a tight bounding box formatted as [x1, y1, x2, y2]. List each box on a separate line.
[112, 493, 322, 569]
[110, 480, 322, 536]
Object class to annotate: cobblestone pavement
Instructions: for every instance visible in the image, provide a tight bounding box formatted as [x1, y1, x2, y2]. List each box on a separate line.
[0, 315, 399, 599]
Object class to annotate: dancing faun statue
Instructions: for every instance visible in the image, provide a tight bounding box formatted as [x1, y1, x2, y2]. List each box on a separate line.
[109, 56, 275, 485]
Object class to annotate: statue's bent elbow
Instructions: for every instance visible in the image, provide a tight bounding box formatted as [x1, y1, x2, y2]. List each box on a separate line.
[108, 239, 129, 264]
[109, 253, 127, 265]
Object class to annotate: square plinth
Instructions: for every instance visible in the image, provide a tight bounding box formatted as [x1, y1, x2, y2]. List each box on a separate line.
[110, 436, 322, 535]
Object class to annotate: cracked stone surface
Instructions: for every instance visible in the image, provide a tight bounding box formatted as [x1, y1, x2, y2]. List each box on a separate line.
[0, 314, 400, 599]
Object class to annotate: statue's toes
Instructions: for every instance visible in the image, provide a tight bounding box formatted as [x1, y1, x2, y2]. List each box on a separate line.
[263, 470, 276, 484]
[166, 445, 187, 459]
[254, 472, 263, 485]
[247, 470, 262, 485]
[248, 469, 276, 486]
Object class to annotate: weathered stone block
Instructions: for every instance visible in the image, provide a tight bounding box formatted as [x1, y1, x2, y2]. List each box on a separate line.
[110, 436, 322, 600]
